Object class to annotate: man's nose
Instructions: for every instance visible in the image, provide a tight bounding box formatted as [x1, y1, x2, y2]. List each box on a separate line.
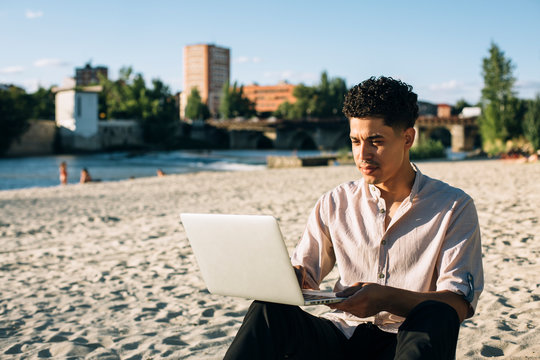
[358, 142, 373, 160]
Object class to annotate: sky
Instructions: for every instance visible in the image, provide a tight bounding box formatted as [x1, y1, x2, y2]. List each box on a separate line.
[1, 0, 539, 105]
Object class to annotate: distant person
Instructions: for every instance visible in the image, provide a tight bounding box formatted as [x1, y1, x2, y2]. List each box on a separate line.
[59, 162, 68, 185]
[157, 169, 166, 177]
[80, 168, 92, 184]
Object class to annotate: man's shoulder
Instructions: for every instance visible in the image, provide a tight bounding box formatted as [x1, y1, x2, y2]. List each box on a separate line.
[419, 172, 472, 202]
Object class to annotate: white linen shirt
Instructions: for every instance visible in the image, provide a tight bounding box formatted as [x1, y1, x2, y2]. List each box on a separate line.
[291, 164, 484, 337]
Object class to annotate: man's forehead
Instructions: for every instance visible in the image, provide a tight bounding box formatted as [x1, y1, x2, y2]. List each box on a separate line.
[349, 117, 395, 136]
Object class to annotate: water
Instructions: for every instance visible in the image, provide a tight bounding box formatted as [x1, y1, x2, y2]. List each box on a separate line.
[0, 150, 326, 191]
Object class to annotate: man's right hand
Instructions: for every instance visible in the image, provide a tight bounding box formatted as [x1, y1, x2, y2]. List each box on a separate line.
[293, 265, 308, 289]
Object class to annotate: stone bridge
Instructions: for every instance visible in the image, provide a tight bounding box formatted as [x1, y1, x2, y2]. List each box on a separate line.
[415, 116, 479, 152]
[202, 118, 351, 150]
[191, 116, 479, 152]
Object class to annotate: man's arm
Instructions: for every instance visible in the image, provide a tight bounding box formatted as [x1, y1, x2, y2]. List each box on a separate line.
[328, 282, 469, 323]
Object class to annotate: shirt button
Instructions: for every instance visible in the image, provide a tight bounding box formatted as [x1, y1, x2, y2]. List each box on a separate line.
[379, 273, 385, 279]
[379, 208, 386, 214]
[381, 240, 387, 245]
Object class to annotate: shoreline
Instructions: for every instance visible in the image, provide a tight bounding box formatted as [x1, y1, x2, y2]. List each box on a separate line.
[0, 156, 520, 193]
[1, 161, 539, 358]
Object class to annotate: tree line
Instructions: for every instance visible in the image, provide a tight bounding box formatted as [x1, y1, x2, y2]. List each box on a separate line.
[1, 43, 539, 155]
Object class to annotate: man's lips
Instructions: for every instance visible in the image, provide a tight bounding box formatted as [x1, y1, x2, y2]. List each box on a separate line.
[360, 164, 378, 174]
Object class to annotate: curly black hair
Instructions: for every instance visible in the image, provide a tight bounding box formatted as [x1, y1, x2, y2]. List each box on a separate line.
[342, 76, 418, 129]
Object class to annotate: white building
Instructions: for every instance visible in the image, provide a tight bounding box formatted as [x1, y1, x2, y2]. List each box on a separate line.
[55, 81, 102, 151]
[54, 78, 142, 151]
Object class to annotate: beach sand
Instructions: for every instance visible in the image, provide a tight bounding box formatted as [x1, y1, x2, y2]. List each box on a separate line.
[0, 160, 538, 359]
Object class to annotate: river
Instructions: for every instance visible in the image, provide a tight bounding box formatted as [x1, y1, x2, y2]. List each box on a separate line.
[0, 150, 327, 191]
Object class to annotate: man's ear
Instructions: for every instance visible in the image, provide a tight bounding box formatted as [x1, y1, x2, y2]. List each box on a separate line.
[404, 127, 416, 149]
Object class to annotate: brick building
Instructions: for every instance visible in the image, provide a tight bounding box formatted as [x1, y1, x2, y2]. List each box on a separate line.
[75, 64, 108, 86]
[181, 44, 230, 119]
[242, 82, 297, 114]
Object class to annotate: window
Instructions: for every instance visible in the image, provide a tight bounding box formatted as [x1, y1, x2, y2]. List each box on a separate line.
[76, 95, 82, 117]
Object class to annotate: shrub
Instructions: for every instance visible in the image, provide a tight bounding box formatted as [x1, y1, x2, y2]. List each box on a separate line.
[410, 140, 446, 160]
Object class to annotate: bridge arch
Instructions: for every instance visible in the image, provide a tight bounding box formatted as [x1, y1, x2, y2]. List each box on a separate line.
[290, 131, 317, 150]
[228, 130, 274, 149]
[331, 129, 352, 150]
[255, 134, 274, 149]
[427, 127, 451, 147]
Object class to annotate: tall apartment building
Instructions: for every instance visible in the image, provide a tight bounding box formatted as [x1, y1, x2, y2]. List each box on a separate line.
[75, 64, 108, 86]
[181, 44, 230, 119]
[242, 82, 296, 114]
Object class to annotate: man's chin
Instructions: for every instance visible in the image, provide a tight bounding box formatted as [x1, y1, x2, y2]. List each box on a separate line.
[362, 175, 380, 185]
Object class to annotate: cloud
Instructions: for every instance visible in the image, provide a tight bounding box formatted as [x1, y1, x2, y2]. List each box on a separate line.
[516, 80, 540, 91]
[420, 80, 482, 104]
[33, 58, 70, 68]
[25, 10, 43, 19]
[515, 80, 540, 98]
[0, 66, 24, 74]
[429, 80, 460, 91]
[234, 56, 263, 64]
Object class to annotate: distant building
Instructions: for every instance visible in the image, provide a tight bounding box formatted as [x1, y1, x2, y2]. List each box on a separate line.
[242, 82, 297, 114]
[181, 44, 230, 119]
[55, 84, 102, 150]
[437, 104, 452, 118]
[418, 101, 438, 117]
[75, 63, 108, 86]
[54, 81, 142, 152]
[459, 106, 481, 118]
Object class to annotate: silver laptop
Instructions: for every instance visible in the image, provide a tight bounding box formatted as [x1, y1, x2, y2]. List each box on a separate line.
[180, 213, 345, 306]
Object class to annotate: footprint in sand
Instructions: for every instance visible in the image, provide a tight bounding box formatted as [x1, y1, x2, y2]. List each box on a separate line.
[480, 344, 504, 357]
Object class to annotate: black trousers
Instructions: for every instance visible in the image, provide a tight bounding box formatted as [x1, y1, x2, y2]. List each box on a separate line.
[224, 300, 460, 360]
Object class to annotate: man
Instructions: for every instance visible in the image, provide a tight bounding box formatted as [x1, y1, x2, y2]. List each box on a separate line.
[224, 76, 484, 360]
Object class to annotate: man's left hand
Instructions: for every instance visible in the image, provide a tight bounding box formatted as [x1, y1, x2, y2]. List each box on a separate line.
[328, 282, 387, 318]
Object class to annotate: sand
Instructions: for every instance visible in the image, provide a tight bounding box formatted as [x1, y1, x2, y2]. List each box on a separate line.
[0, 160, 538, 359]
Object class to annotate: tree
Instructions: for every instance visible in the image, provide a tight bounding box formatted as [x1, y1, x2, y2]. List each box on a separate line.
[99, 66, 179, 146]
[185, 87, 210, 120]
[453, 99, 471, 115]
[0, 86, 32, 155]
[523, 95, 540, 151]
[272, 71, 347, 120]
[30, 86, 55, 120]
[219, 81, 256, 119]
[479, 43, 518, 153]
[139, 79, 179, 145]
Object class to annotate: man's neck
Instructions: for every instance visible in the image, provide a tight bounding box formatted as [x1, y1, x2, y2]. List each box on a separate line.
[377, 163, 416, 205]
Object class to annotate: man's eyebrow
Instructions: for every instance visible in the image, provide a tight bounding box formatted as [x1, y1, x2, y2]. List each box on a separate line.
[350, 134, 385, 140]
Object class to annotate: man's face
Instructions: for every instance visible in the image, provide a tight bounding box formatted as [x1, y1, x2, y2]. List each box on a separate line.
[349, 116, 414, 188]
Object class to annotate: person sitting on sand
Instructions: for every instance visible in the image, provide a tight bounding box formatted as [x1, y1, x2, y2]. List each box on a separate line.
[59, 162, 68, 185]
[80, 168, 92, 184]
[224, 77, 484, 360]
[156, 169, 166, 177]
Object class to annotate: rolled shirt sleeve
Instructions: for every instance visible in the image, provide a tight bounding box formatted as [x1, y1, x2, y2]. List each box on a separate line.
[436, 196, 484, 317]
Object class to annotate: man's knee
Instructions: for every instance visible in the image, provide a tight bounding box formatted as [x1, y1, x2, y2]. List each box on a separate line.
[405, 300, 460, 329]
[396, 301, 460, 360]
